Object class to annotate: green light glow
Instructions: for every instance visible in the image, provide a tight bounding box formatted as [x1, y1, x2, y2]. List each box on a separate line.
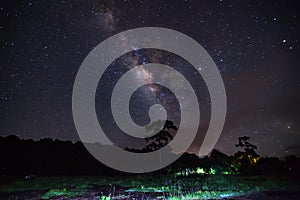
[209, 168, 216, 175]
[101, 196, 111, 200]
[41, 188, 86, 199]
[167, 190, 242, 200]
[175, 172, 182, 176]
[196, 167, 205, 174]
[175, 167, 229, 176]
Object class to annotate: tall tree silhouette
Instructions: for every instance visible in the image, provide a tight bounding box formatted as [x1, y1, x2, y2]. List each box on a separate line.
[144, 120, 177, 151]
[235, 136, 260, 168]
[125, 120, 177, 153]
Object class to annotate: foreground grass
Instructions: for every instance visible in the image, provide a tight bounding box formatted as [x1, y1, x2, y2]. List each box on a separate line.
[0, 174, 299, 199]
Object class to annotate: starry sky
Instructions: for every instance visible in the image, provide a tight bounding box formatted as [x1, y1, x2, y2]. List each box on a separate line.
[1, 0, 299, 158]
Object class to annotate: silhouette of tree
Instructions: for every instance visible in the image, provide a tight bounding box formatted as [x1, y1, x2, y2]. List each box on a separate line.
[125, 120, 177, 153]
[235, 136, 257, 154]
[144, 120, 177, 151]
[234, 136, 260, 171]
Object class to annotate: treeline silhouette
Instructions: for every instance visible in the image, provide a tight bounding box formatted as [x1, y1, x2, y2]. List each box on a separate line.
[0, 135, 299, 176]
[0, 135, 118, 175]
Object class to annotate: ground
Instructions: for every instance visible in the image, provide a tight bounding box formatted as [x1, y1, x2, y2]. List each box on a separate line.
[0, 174, 299, 199]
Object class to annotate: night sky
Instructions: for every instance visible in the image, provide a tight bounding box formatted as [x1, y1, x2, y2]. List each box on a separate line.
[1, 0, 299, 158]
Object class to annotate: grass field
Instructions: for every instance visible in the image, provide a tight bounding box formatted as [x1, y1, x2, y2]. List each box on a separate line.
[1, 174, 299, 199]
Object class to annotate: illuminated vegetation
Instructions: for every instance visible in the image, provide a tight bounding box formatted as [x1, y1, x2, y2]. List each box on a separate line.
[41, 188, 86, 199]
[1, 174, 299, 199]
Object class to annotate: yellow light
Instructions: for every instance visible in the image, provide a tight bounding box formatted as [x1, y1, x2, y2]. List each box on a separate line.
[252, 157, 258, 164]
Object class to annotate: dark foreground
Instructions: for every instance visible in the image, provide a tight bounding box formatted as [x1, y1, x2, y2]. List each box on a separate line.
[1, 188, 300, 200]
[1, 174, 299, 200]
